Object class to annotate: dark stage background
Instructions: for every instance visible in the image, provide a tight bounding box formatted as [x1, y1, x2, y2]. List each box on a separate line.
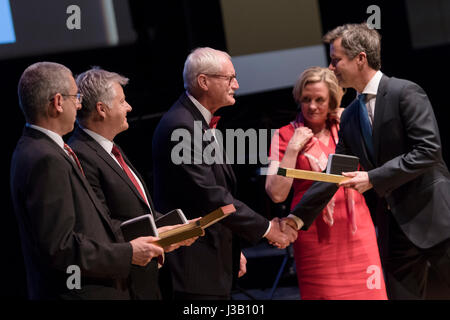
[2, 0, 449, 298]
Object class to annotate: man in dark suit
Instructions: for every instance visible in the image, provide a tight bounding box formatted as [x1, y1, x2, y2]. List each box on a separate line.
[10, 62, 164, 299]
[284, 23, 450, 299]
[152, 47, 297, 300]
[68, 67, 198, 299]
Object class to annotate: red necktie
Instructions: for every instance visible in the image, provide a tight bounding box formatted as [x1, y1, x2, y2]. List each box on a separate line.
[111, 145, 149, 206]
[64, 143, 85, 177]
[209, 116, 221, 129]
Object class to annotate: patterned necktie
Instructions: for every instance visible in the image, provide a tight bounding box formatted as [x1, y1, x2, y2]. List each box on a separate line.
[358, 94, 374, 161]
[64, 143, 85, 176]
[209, 116, 221, 129]
[111, 145, 149, 206]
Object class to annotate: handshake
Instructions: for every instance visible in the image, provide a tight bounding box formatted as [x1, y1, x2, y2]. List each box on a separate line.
[265, 217, 299, 249]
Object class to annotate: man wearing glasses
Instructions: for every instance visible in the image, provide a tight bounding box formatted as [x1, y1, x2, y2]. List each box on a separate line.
[152, 47, 297, 300]
[10, 62, 165, 299]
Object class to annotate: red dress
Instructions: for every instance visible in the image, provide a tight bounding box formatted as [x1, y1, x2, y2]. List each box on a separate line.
[274, 123, 387, 300]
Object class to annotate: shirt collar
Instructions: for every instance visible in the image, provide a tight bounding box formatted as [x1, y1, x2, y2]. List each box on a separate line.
[80, 126, 114, 154]
[26, 123, 65, 150]
[186, 91, 213, 125]
[361, 70, 383, 96]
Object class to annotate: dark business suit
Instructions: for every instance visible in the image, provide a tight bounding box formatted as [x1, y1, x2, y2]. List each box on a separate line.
[68, 126, 163, 299]
[10, 127, 132, 300]
[292, 75, 450, 298]
[152, 92, 269, 298]
[69, 127, 161, 299]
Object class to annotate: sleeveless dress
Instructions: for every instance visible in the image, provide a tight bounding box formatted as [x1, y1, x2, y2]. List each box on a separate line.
[273, 123, 387, 300]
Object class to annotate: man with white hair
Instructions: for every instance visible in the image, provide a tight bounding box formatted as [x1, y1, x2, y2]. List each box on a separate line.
[152, 47, 297, 299]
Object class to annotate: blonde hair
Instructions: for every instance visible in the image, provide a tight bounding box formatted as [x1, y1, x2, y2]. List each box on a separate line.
[292, 66, 343, 111]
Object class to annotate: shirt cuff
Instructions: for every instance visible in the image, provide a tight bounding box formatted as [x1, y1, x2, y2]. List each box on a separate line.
[262, 221, 271, 237]
[287, 214, 304, 230]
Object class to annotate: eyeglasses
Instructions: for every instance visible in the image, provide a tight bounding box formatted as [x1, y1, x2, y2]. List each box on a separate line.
[49, 93, 83, 104]
[203, 73, 237, 85]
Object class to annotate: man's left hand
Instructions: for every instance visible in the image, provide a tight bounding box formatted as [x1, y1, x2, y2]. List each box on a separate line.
[238, 252, 247, 278]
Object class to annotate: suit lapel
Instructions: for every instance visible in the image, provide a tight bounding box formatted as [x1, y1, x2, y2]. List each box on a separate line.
[372, 75, 389, 166]
[118, 149, 159, 216]
[112, 144, 152, 208]
[24, 127, 119, 239]
[75, 128, 150, 208]
[179, 93, 236, 184]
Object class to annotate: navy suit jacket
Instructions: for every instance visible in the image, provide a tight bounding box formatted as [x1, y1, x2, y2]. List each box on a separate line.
[152, 92, 269, 296]
[291, 75, 450, 249]
[10, 127, 132, 299]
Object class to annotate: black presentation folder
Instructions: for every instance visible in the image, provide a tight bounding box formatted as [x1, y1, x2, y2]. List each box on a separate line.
[325, 154, 359, 175]
[155, 209, 188, 228]
[120, 214, 158, 242]
[120, 205, 236, 247]
[120, 209, 188, 242]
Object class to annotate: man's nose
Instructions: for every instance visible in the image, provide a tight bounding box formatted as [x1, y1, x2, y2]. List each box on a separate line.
[232, 78, 239, 90]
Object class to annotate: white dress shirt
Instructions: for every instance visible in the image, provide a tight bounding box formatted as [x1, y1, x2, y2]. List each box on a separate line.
[186, 91, 213, 125]
[360, 70, 383, 125]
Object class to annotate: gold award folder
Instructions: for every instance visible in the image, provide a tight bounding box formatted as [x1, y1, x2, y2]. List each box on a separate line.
[277, 167, 350, 184]
[155, 204, 236, 247]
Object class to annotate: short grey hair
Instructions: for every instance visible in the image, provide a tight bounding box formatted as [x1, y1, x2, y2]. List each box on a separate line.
[183, 47, 231, 92]
[18, 62, 73, 123]
[323, 23, 381, 70]
[76, 67, 129, 121]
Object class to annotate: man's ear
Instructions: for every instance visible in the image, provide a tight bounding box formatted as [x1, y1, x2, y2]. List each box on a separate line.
[96, 101, 108, 119]
[197, 74, 209, 91]
[50, 93, 64, 114]
[357, 52, 367, 68]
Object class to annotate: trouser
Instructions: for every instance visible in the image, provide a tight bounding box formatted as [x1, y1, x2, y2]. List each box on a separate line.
[379, 212, 450, 299]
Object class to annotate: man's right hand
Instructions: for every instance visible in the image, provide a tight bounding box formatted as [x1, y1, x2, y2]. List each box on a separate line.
[265, 217, 291, 249]
[129, 236, 164, 266]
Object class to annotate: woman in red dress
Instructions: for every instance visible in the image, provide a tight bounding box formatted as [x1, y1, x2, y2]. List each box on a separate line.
[266, 67, 387, 300]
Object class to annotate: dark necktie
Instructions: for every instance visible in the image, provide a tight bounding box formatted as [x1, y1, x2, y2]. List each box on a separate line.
[209, 116, 221, 129]
[358, 94, 374, 161]
[111, 145, 149, 206]
[64, 143, 85, 176]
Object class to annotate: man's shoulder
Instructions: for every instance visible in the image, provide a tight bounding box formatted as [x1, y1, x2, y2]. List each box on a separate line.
[381, 75, 421, 92]
[68, 132, 94, 152]
[12, 137, 69, 178]
[156, 97, 197, 132]
[14, 132, 60, 159]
